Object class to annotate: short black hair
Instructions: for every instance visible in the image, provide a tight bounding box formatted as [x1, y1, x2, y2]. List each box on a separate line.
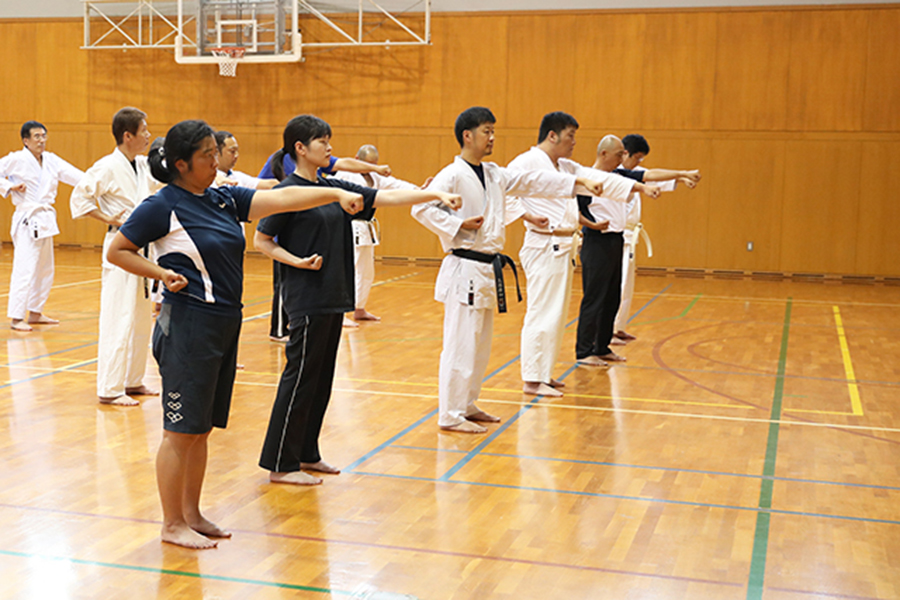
[112, 107, 147, 145]
[214, 130, 234, 152]
[454, 107, 495, 148]
[537, 112, 578, 144]
[622, 134, 650, 156]
[21, 121, 46, 140]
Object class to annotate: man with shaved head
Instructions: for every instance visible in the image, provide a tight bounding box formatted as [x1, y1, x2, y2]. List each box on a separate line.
[333, 144, 419, 326]
[575, 135, 700, 367]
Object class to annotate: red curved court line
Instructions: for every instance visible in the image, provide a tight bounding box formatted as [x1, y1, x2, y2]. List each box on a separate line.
[686, 337, 777, 375]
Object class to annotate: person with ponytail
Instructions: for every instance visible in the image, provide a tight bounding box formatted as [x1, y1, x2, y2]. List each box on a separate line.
[106, 119, 364, 550]
[255, 114, 462, 486]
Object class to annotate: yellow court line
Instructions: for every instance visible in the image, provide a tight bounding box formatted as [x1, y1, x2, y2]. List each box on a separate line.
[834, 306, 864, 416]
[784, 408, 857, 416]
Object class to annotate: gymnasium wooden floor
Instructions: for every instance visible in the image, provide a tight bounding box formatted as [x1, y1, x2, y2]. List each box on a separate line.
[1, 246, 899, 599]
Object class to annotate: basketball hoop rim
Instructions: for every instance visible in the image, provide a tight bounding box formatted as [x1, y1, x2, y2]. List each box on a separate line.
[209, 47, 246, 59]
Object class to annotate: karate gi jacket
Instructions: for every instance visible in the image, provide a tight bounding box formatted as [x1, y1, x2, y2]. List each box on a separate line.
[0, 149, 83, 239]
[70, 149, 158, 267]
[412, 156, 580, 310]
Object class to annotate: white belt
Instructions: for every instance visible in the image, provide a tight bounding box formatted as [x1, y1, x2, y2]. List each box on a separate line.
[633, 223, 653, 258]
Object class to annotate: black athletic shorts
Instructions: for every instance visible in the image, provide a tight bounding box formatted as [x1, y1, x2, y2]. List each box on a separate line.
[152, 302, 242, 434]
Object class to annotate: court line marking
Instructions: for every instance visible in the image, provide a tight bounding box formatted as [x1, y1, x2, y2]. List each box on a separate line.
[0, 278, 102, 299]
[0, 507, 742, 589]
[630, 293, 701, 326]
[351, 470, 900, 527]
[389, 445, 900, 492]
[833, 306, 864, 416]
[624, 283, 672, 323]
[0, 358, 98, 389]
[747, 298, 791, 600]
[0, 549, 349, 595]
[0, 341, 98, 368]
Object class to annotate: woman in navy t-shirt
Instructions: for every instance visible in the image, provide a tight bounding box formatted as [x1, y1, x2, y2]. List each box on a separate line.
[107, 119, 363, 550]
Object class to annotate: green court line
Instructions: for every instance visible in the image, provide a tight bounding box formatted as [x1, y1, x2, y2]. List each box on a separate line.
[746, 298, 791, 600]
[0, 549, 351, 595]
[630, 294, 702, 326]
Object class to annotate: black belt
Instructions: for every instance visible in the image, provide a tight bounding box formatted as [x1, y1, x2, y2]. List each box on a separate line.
[451, 249, 522, 314]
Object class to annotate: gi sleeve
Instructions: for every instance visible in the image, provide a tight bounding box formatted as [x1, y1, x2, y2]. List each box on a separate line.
[499, 167, 577, 201]
[411, 168, 463, 245]
[57, 158, 85, 187]
[0, 153, 15, 197]
[70, 163, 113, 219]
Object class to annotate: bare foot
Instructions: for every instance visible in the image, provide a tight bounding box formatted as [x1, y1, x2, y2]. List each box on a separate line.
[549, 379, 566, 388]
[599, 352, 627, 363]
[269, 334, 289, 343]
[269, 471, 323, 485]
[99, 395, 139, 407]
[353, 309, 380, 321]
[342, 317, 359, 328]
[300, 460, 340, 474]
[466, 409, 501, 422]
[440, 421, 487, 433]
[10, 320, 32, 332]
[522, 382, 562, 397]
[188, 516, 232, 539]
[125, 385, 158, 396]
[161, 524, 218, 549]
[610, 337, 627, 346]
[27, 312, 59, 325]
[615, 330, 637, 341]
[577, 356, 609, 367]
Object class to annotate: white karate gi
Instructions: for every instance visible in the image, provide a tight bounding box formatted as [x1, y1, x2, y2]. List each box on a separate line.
[70, 149, 157, 397]
[412, 156, 581, 427]
[334, 171, 418, 309]
[509, 149, 636, 384]
[614, 169, 675, 331]
[218, 168, 262, 190]
[0, 149, 83, 320]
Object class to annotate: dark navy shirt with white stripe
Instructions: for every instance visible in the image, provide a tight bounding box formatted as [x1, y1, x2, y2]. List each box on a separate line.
[119, 184, 255, 315]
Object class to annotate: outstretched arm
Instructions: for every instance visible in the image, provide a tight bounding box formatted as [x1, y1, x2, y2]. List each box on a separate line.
[374, 189, 461, 211]
[248, 186, 363, 221]
[642, 168, 701, 184]
[334, 157, 392, 177]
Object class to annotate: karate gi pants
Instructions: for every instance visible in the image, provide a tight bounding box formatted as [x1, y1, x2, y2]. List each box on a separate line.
[519, 244, 574, 383]
[614, 239, 636, 332]
[97, 233, 152, 397]
[354, 244, 375, 309]
[575, 231, 624, 360]
[438, 298, 494, 428]
[8, 228, 54, 321]
[269, 262, 290, 338]
[259, 312, 342, 472]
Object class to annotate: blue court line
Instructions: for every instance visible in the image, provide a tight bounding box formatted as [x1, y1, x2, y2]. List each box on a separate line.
[0, 341, 98, 367]
[626, 283, 672, 323]
[343, 408, 438, 472]
[0, 549, 352, 595]
[390, 446, 900, 492]
[350, 471, 900, 527]
[482, 354, 521, 382]
[438, 362, 579, 482]
[0, 358, 98, 391]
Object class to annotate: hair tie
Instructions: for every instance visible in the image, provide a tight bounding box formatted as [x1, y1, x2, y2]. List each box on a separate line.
[158, 147, 166, 158]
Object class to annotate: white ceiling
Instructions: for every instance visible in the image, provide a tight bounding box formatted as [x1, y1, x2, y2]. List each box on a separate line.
[3, 0, 898, 19]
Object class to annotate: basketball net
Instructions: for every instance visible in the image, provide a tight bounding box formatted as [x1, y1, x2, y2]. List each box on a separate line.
[210, 47, 245, 77]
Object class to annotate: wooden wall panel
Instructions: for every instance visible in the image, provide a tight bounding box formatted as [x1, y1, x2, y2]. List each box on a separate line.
[786, 10, 868, 132]
[855, 141, 900, 276]
[704, 139, 785, 271]
[438, 15, 509, 126]
[641, 12, 718, 131]
[780, 140, 862, 273]
[863, 9, 900, 132]
[505, 14, 579, 129]
[0, 8, 898, 276]
[639, 137, 712, 269]
[572, 14, 646, 131]
[712, 12, 790, 131]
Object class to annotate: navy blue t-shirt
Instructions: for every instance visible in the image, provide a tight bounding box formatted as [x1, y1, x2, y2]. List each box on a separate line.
[256, 173, 377, 316]
[119, 184, 255, 315]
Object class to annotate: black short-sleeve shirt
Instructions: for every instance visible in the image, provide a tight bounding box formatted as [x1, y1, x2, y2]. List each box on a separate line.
[256, 173, 377, 316]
